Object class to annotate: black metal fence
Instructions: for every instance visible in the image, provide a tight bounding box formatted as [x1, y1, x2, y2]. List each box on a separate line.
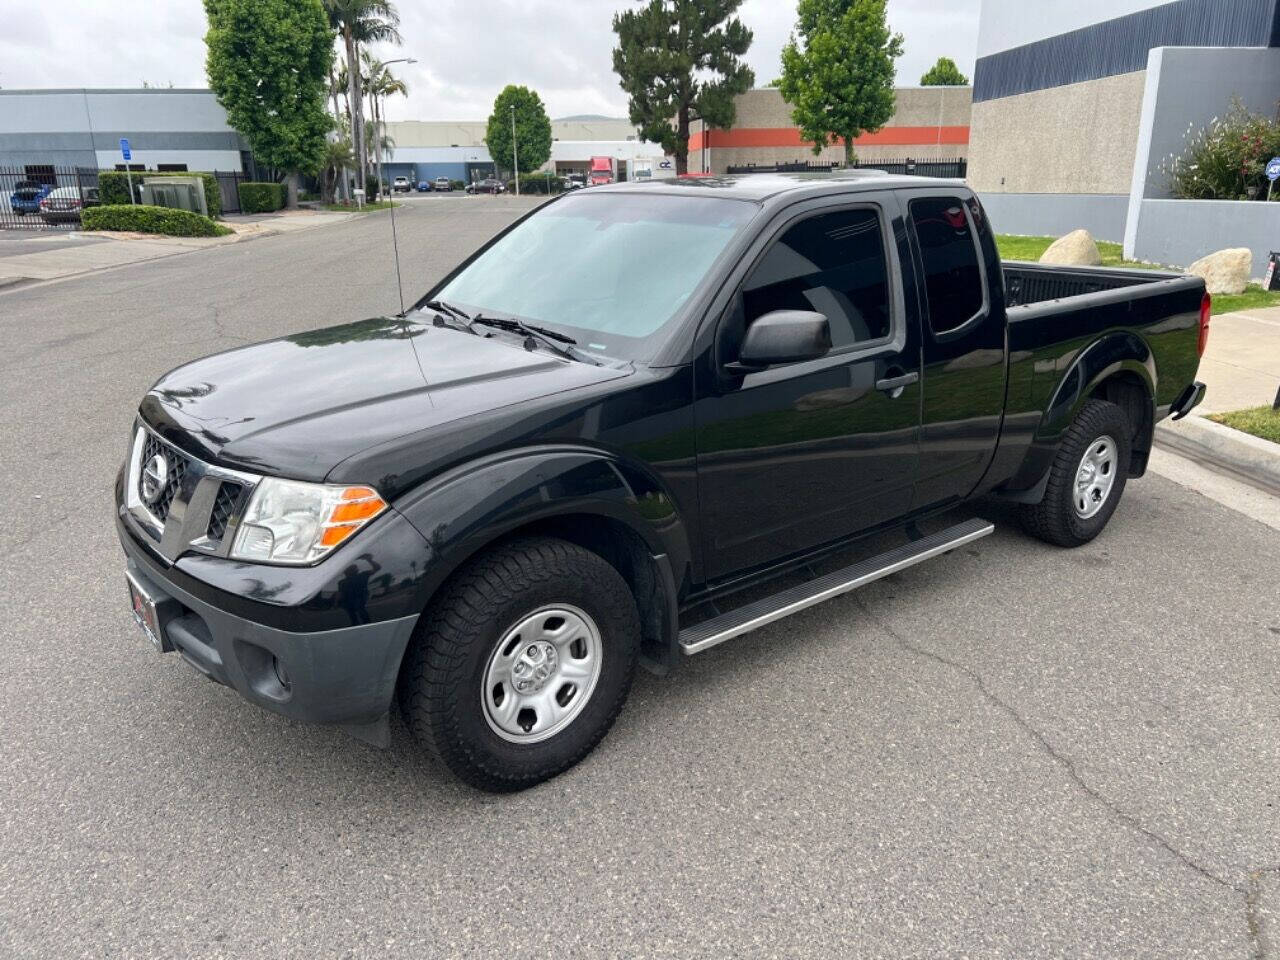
[0, 165, 100, 230]
[726, 157, 968, 179]
[1, 164, 252, 228]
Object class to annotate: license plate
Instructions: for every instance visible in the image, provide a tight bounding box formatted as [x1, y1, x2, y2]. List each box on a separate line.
[126, 571, 171, 653]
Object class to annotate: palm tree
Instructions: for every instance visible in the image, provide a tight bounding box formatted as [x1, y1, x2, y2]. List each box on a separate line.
[320, 137, 355, 203]
[323, 0, 401, 191]
[362, 52, 409, 200]
[329, 60, 352, 200]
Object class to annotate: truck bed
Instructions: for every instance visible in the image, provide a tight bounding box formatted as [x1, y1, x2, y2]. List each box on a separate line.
[1003, 261, 1175, 308]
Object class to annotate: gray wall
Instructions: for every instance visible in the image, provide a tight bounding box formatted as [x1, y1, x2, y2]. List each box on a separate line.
[0, 89, 247, 170]
[978, 193, 1131, 242]
[1129, 46, 1280, 202]
[1131, 199, 1280, 276]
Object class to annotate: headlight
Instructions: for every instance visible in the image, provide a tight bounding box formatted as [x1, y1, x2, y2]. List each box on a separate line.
[230, 478, 387, 565]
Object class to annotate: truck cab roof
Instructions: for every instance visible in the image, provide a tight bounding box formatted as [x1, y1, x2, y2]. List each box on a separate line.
[596, 170, 966, 205]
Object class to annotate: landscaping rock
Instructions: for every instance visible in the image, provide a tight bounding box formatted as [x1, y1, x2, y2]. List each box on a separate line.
[1187, 248, 1252, 295]
[1039, 229, 1102, 266]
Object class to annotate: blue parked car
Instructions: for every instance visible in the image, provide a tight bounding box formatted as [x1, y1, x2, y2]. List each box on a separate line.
[10, 180, 53, 216]
[416, 180, 431, 192]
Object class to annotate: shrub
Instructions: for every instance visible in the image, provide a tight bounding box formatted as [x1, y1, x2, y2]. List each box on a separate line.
[98, 170, 222, 218]
[505, 172, 565, 195]
[364, 174, 381, 200]
[1164, 99, 1280, 201]
[237, 181, 286, 213]
[82, 204, 232, 237]
[450, 179, 466, 191]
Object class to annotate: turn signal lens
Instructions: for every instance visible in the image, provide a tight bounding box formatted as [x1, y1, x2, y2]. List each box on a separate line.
[230, 479, 388, 565]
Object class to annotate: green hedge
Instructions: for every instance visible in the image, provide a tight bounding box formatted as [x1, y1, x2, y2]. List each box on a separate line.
[82, 204, 231, 237]
[505, 172, 566, 195]
[237, 181, 286, 213]
[97, 170, 221, 218]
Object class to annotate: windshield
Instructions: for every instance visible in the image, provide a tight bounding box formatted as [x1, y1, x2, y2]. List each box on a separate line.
[431, 191, 757, 360]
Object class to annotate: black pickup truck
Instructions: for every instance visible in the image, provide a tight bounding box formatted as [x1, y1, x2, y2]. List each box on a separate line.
[117, 174, 1208, 791]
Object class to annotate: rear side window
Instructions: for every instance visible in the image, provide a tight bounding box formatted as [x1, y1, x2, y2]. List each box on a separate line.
[743, 208, 891, 349]
[909, 197, 985, 335]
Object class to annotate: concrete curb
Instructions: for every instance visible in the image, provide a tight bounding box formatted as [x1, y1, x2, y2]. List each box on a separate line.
[1154, 414, 1280, 495]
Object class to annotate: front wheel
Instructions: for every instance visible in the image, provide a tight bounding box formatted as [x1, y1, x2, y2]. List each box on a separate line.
[1019, 398, 1132, 547]
[398, 537, 640, 792]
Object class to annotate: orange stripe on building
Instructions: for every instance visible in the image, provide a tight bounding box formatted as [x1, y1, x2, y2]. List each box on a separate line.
[688, 126, 970, 150]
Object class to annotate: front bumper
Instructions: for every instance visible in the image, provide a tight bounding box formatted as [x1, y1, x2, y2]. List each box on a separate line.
[117, 507, 420, 745]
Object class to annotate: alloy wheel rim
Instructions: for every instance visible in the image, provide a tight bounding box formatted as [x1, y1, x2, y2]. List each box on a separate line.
[1073, 435, 1117, 519]
[482, 604, 603, 744]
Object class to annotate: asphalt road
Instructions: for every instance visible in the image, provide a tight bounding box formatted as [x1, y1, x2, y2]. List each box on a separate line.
[2, 197, 1279, 959]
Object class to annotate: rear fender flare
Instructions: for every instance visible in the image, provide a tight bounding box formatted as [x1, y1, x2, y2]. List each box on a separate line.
[1003, 334, 1155, 500]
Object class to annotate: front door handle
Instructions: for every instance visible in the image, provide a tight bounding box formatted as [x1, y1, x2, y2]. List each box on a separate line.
[875, 371, 919, 397]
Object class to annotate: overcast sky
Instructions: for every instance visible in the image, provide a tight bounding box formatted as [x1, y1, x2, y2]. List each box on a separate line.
[0, 0, 981, 122]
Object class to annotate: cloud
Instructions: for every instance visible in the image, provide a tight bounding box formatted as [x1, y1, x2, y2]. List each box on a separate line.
[0, 0, 980, 121]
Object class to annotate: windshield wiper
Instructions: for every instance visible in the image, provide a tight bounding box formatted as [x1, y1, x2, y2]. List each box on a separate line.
[423, 299, 479, 334]
[469, 315, 595, 364]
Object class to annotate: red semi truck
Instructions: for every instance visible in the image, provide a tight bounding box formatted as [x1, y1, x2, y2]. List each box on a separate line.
[588, 156, 615, 186]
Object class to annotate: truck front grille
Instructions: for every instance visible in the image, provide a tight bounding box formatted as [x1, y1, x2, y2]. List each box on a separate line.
[125, 423, 260, 562]
[206, 481, 243, 543]
[138, 432, 191, 523]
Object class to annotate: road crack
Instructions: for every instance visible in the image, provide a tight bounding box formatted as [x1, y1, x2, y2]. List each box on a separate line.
[851, 594, 1244, 896]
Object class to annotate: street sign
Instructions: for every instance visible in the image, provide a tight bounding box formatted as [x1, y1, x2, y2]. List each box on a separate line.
[1267, 157, 1280, 181]
[120, 139, 136, 205]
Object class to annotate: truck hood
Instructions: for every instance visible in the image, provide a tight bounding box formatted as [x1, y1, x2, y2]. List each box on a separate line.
[141, 316, 630, 482]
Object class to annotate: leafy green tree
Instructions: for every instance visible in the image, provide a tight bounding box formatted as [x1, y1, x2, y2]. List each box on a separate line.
[920, 56, 969, 86]
[204, 0, 334, 207]
[612, 0, 755, 175]
[484, 86, 553, 178]
[778, 0, 904, 164]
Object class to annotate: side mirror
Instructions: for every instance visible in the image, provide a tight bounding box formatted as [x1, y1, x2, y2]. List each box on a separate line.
[728, 310, 832, 373]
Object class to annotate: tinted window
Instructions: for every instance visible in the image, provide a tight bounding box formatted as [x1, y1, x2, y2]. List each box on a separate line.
[910, 197, 985, 334]
[742, 208, 891, 348]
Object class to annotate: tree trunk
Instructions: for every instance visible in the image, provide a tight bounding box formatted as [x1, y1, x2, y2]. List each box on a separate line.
[843, 136, 855, 166]
[343, 28, 364, 192]
[285, 171, 300, 209]
[676, 106, 690, 175]
[374, 95, 384, 203]
[329, 64, 350, 202]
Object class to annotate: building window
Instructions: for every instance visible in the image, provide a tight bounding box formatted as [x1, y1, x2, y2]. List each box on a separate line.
[156, 163, 188, 172]
[114, 164, 146, 172]
[24, 165, 57, 186]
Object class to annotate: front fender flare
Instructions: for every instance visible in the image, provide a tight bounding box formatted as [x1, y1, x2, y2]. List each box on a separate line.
[394, 444, 692, 611]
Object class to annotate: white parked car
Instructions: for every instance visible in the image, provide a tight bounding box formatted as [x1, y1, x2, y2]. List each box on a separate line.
[393, 177, 411, 193]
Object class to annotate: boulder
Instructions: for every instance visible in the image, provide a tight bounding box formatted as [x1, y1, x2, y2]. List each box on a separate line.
[1039, 229, 1102, 266]
[1187, 248, 1252, 295]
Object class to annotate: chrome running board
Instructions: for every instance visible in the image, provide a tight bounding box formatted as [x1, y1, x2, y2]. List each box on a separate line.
[678, 517, 994, 655]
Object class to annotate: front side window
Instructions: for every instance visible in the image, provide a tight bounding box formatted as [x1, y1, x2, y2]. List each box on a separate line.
[742, 208, 892, 349]
[909, 197, 985, 335]
[433, 192, 757, 360]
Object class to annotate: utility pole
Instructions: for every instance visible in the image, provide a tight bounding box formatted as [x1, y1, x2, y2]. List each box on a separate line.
[511, 105, 520, 196]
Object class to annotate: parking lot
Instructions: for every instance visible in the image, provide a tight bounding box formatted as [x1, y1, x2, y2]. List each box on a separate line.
[2, 197, 1279, 958]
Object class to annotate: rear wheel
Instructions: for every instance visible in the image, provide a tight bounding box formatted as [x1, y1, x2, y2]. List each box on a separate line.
[398, 537, 640, 792]
[1020, 398, 1132, 547]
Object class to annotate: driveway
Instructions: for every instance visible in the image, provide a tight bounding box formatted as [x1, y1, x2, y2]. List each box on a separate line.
[1, 198, 1278, 959]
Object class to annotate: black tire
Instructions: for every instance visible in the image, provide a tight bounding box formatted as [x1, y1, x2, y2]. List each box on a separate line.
[1019, 398, 1132, 547]
[398, 537, 640, 792]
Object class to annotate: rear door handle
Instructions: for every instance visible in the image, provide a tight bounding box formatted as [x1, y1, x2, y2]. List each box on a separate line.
[875, 371, 919, 395]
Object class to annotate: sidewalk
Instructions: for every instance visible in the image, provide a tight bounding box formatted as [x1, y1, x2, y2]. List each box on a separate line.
[0, 208, 357, 287]
[1197, 306, 1280, 413]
